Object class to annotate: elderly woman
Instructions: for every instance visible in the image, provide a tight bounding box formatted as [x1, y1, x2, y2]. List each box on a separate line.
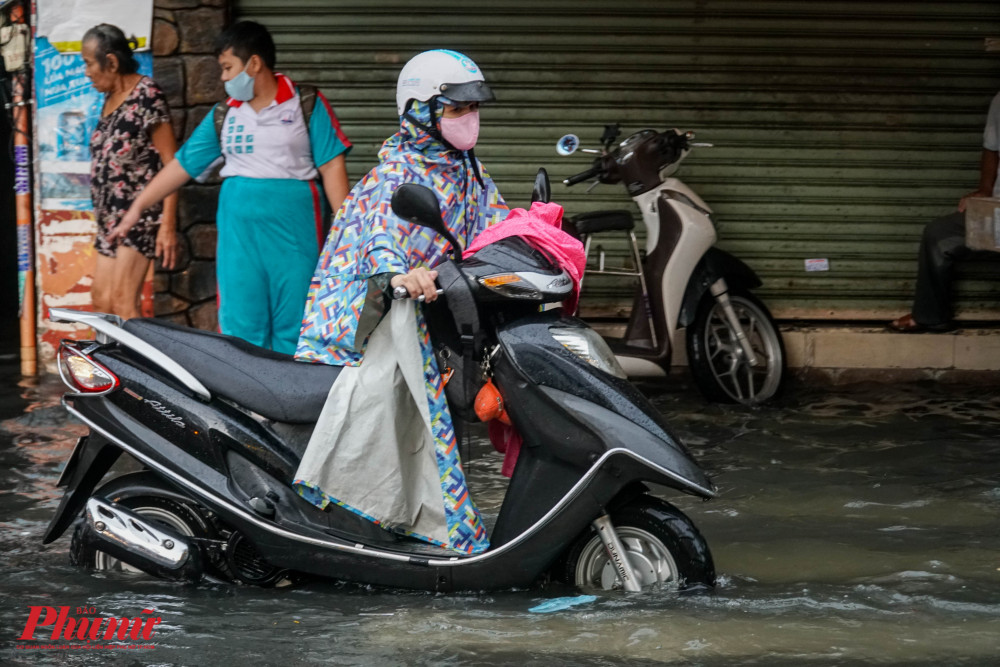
[293, 50, 507, 554]
[83, 23, 178, 319]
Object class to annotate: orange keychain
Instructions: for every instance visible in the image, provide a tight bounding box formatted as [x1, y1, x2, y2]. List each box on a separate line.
[474, 379, 511, 425]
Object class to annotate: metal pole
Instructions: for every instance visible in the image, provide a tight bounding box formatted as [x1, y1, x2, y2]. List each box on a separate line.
[11, 2, 35, 376]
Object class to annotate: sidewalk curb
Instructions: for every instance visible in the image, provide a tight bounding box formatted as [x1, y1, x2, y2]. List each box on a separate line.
[591, 322, 1000, 381]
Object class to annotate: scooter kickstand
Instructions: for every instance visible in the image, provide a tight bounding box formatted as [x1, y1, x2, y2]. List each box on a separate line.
[710, 278, 759, 366]
[592, 514, 643, 592]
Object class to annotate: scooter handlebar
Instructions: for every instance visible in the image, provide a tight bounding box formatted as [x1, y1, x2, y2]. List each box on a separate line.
[563, 164, 602, 186]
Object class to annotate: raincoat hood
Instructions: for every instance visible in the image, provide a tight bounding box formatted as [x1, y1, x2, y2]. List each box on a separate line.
[296, 100, 507, 366]
[396, 98, 483, 169]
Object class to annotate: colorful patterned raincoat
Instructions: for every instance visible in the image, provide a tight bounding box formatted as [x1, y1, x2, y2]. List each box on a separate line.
[293, 100, 508, 554]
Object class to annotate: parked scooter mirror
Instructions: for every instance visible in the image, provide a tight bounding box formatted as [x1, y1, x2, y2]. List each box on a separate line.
[556, 134, 580, 156]
[391, 183, 463, 254]
[531, 168, 551, 204]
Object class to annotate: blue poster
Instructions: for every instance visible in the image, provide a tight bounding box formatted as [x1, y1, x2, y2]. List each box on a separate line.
[34, 36, 152, 211]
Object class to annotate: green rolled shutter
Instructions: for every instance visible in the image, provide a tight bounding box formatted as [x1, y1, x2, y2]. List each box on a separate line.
[237, 0, 1000, 321]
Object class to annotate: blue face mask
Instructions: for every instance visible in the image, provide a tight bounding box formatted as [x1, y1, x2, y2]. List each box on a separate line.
[224, 63, 255, 102]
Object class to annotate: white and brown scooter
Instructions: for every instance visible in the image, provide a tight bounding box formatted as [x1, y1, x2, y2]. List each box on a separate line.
[553, 124, 785, 405]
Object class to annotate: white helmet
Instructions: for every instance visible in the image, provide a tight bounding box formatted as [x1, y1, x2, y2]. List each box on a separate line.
[396, 49, 495, 115]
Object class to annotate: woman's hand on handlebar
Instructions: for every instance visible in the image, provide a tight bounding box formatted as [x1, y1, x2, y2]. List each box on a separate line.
[391, 268, 440, 302]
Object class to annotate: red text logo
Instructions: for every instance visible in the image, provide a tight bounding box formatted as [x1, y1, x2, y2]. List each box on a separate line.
[15, 606, 161, 650]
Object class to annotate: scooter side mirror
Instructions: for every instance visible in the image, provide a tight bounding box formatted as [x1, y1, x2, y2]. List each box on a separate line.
[600, 123, 621, 148]
[531, 168, 551, 204]
[556, 134, 580, 156]
[390, 183, 463, 254]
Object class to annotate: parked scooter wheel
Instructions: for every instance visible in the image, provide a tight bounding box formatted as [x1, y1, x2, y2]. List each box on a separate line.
[686, 288, 785, 405]
[561, 497, 715, 592]
[70, 473, 228, 580]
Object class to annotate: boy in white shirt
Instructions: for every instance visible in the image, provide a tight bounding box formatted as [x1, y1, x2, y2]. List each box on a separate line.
[112, 21, 351, 353]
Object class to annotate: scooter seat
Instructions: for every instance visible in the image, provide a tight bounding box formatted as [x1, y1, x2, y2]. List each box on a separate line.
[569, 209, 635, 235]
[121, 319, 340, 424]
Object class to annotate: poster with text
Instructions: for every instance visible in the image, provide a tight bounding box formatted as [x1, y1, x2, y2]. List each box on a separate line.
[34, 37, 152, 211]
[33, 0, 155, 360]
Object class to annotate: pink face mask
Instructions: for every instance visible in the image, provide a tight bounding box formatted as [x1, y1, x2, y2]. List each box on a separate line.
[439, 110, 480, 151]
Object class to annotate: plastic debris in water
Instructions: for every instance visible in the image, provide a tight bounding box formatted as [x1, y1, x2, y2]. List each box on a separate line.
[528, 595, 598, 613]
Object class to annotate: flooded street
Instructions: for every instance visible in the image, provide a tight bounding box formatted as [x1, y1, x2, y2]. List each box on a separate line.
[2, 360, 999, 665]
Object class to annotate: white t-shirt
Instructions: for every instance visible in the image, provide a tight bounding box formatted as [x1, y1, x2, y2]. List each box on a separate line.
[176, 74, 351, 183]
[218, 76, 315, 180]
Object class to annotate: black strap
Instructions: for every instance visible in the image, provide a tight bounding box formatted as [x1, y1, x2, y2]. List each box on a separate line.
[298, 84, 318, 127]
[467, 148, 486, 191]
[436, 262, 480, 348]
[403, 110, 442, 145]
[435, 261, 482, 412]
[212, 102, 227, 142]
[295, 84, 327, 237]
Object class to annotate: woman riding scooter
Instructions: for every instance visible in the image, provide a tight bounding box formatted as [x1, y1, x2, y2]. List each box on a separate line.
[44, 49, 715, 592]
[294, 50, 508, 554]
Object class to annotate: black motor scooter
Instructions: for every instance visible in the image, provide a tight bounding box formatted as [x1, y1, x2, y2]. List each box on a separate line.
[44, 184, 716, 593]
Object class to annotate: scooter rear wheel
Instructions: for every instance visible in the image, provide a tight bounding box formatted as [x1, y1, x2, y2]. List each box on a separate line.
[561, 497, 715, 592]
[70, 473, 225, 580]
[686, 288, 785, 405]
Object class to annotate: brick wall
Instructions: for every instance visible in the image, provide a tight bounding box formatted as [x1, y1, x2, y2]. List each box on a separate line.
[151, 0, 231, 330]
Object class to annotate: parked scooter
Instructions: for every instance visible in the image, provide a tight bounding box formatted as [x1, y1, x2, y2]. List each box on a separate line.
[555, 125, 785, 405]
[44, 184, 716, 593]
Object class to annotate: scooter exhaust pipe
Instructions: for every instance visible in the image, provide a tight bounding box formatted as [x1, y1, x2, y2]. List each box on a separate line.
[75, 497, 203, 581]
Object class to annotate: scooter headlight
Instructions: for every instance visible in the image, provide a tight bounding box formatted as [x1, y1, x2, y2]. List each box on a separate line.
[550, 326, 627, 379]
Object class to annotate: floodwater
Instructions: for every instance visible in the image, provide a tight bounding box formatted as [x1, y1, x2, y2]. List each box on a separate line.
[2, 361, 999, 666]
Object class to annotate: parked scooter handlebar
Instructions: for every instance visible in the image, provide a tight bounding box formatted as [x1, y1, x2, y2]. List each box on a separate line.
[563, 163, 602, 186]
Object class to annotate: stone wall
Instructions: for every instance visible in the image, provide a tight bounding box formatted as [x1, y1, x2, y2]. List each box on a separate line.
[151, 0, 231, 330]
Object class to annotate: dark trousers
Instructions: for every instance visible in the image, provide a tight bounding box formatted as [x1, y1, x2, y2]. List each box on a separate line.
[911, 211, 970, 326]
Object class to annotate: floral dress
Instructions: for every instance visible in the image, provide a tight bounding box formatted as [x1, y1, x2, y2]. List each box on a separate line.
[89, 76, 171, 258]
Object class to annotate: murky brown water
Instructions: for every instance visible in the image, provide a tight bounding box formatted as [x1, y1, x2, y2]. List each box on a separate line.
[2, 362, 999, 665]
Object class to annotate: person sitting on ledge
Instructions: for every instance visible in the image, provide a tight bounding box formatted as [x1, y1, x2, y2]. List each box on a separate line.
[889, 90, 1000, 333]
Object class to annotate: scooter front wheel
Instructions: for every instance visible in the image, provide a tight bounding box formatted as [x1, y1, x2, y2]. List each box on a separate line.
[560, 497, 715, 592]
[686, 288, 785, 405]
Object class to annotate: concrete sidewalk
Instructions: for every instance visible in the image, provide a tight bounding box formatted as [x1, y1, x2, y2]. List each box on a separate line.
[595, 322, 1000, 383]
[777, 324, 1000, 383]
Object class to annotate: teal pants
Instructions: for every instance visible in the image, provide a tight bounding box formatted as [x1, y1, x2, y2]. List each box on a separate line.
[216, 176, 327, 354]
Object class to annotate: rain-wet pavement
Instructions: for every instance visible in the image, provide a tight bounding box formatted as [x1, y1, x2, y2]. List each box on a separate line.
[1, 359, 999, 666]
